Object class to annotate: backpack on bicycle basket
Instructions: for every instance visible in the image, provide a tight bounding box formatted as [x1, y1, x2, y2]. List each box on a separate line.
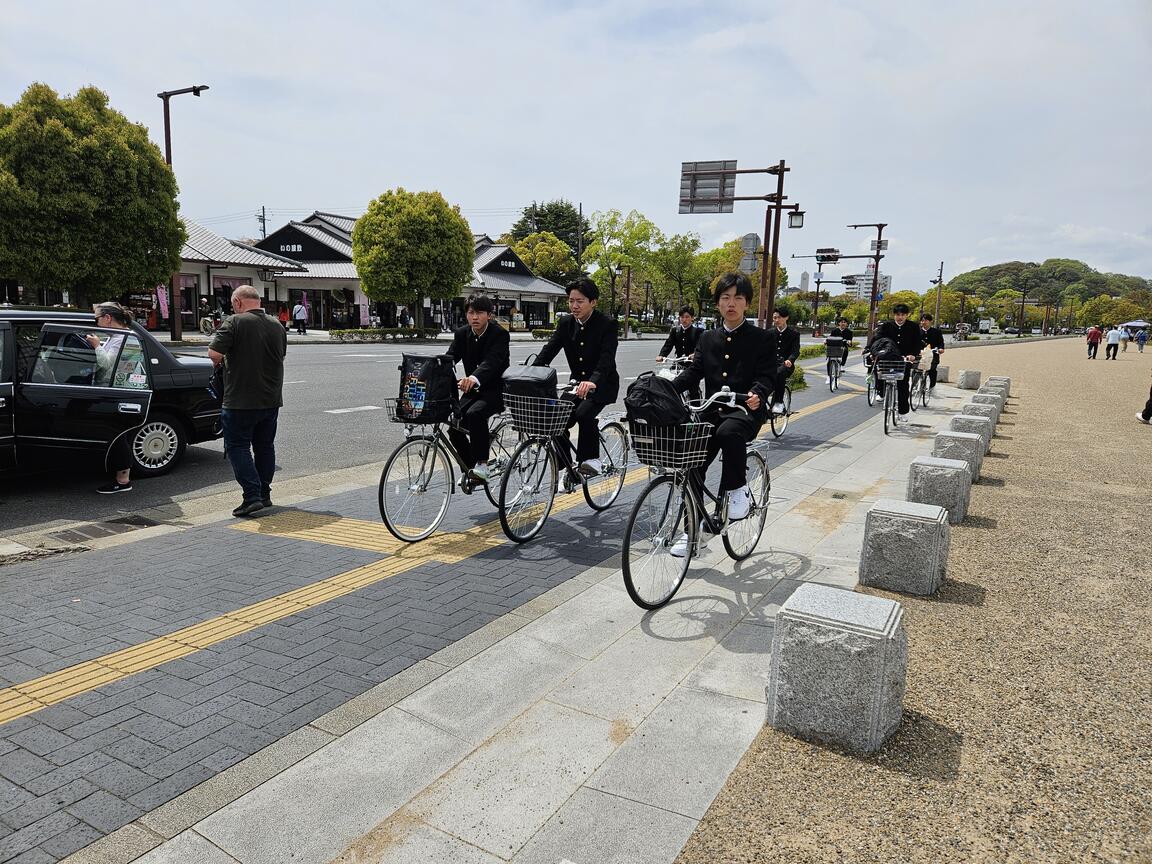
[869, 336, 902, 363]
[624, 372, 690, 426]
[397, 354, 457, 422]
[502, 365, 557, 399]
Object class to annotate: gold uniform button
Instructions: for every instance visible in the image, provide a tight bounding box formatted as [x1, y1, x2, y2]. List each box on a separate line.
[724, 354, 729, 360]
[726, 337, 732, 342]
[580, 341, 584, 346]
[722, 372, 728, 378]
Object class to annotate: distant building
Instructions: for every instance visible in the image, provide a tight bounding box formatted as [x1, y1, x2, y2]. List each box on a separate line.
[841, 272, 892, 301]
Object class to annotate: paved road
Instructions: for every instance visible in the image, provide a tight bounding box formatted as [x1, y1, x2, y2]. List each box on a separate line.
[0, 339, 871, 534]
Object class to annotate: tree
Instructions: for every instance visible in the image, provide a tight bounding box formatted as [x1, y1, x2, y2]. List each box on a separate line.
[508, 200, 589, 265]
[649, 232, 702, 312]
[699, 238, 787, 318]
[352, 188, 474, 329]
[582, 209, 661, 316]
[511, 231, 575, 282]
[0, 83, 184, 308]
[877, 290, 922, 320]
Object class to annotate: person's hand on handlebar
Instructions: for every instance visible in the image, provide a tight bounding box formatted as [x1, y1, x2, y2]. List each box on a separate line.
[458, 376, 478, 393]
[573, 380, 597, 399]
[656, 355, 665, 362]
[746, 391, 761, 411]
[904, 355, 918, 363]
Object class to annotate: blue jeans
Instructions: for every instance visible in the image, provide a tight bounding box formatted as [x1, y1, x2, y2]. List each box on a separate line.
[222, 408, 279, 503]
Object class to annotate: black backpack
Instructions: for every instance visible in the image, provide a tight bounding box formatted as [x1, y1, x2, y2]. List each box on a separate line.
[398, 353, 457, 422]
[624, 372, 690, 426]
[502, 365, 557, 399]
[870, 336, 902, 362]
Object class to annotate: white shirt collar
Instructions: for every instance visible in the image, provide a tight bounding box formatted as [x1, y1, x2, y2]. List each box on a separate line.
[471, 322, 488, 338]
[723, 320, 745, 333]
[574, 311, 593, 326]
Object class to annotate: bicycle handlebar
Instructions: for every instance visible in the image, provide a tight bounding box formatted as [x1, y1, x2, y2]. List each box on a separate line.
[684, 386, 749, 414]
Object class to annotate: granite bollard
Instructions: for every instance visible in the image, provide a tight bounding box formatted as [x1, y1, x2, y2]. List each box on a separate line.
[956, 369, 981, 389]
[979, 382, 1008, 399]
[859, 498, 951, 594]
[986, 375, 1011, 397]
[970, 392, 1003, 414]
[950, 415, 994, 454]
[962, 402, 999, 423]
[933, 430, 983, 480]
[907, 455, 972, 524]
[935, 365, 950, 383]
[767, 583, 906, 754]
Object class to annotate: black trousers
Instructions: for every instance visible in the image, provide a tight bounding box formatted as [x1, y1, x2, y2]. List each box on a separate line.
[1088, 342, 1099, 359]
[447, 393, 501, 467]
[771, 362, 792, 403]
[875, 368, 911, 413]
[553, 395, 605, 465]
[106, 433, 133, 475]
[1142, 384, 1152, 421]
[691, 409, 762, 495]
[928, 352, 941, 387]
[1106, 343, 1118, 359]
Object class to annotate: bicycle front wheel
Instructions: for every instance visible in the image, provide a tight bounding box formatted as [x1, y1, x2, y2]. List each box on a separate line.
[622, 474, 695, 609]
[828, 361, 839, 392]
[866, 372, 877, 406]
[919, 373, 930, 407]
[770, 387, 791, 437]
[498, 439, 557, 543]
[908, 373, 920, 412]
[883, 389, 893, 435]
[484, 415, 520, 507]
[583, 422, 629, 511]
[379, 437, 453, 542]
[723, 451, 770, 561]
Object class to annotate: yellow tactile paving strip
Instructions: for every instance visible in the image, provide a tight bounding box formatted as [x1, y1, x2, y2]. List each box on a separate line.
[0, 389, 860, 727]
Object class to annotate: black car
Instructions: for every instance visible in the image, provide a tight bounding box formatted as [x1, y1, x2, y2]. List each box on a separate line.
[1, 309, 222, 477]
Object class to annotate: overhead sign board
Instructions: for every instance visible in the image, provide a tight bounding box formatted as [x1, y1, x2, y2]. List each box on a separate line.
[871, 239, 889, 251]
[740, 233, 761, 252]
[679, 160, 737, 214]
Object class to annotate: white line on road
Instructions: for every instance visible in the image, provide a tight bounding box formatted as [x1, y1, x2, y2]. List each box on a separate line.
[324, 405, 383, 414]
[284, 380, 307, 384]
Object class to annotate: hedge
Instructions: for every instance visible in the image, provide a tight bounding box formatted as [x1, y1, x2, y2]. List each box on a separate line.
[328, 327, 441, 342]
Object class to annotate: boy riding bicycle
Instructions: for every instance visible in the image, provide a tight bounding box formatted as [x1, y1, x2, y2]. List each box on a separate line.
[670, 272, 774, 555]
[866, 303, 925, 415]
[825, 317, 853, 381]
[918, 313, 945, 391]
[444, 295, 510, 483]
[532, 278, 620, 479]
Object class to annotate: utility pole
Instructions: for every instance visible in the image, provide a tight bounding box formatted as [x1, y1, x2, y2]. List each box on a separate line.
[257, 205, 267, 240]
[577, 202, 583, 272]
[848, 223, 887, 338]
[933, 261, 944, 320]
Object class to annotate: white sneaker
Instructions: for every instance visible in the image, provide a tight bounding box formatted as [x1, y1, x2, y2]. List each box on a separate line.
[1137, 413, 1150, 425]
[577, 458, 602, 478]
[470, 463, 490, 482]
[824, 376, 831, 384]
[727, 486, 750, 521]
[771, 402, 785, 414]
[669, 524, 711, 558]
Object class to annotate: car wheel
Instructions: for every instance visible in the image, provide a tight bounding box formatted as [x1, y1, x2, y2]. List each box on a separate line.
[131, 414, 188, 477]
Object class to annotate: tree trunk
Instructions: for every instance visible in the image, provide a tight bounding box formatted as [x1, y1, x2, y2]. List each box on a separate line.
[413, 293, 425, 330]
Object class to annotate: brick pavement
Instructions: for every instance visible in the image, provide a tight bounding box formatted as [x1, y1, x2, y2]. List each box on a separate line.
[0, 368, 879, 863]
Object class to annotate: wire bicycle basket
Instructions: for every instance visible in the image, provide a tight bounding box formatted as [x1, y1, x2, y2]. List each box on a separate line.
[825, 344, 846, 359]
[505, 393, 576, 437]
[875, 361, 907, 382]
[384, 397, 455, 425]
[628, 420, 713, 470]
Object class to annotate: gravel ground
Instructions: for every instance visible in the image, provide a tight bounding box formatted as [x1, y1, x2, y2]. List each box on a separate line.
[677, 339, 1152, 864]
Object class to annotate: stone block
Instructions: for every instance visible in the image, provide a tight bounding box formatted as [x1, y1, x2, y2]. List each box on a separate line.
[950, 415, 994, 454]
[932, 430, 983, 481]
[978, 383, 1008, 399]
[970, 392, 1003, 413]
[986, 375, 1011, 396]
[906, 456, 972, 524]
[859, 498, 950, 595]
[955, 369, 981, 389]
[766, 583, 906, 753]
[962, 402, 998, 423]
[934, 365, 949, 383]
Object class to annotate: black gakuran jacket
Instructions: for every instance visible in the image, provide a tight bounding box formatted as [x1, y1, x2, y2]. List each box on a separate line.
[534, 310, 620, 404]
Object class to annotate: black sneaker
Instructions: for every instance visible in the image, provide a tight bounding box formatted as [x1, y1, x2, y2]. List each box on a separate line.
[232, 500, 267, 517]
[261, 499, 273, 508]
[97, 481, 133, 494]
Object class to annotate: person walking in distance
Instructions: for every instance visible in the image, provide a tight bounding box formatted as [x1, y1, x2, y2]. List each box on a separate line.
[208, 285, 288, 517]
[292, 298, 308, 335]
[444, 295, 510, 484]
[1105, 324, 1122, 360]
[1137, 328, 1148, 353]
[1086, 324, 1102, 359]
[87, 302, 137, 494]
[1120, 327, 1130, 353]
[919, 313, 946, 390]
[765, 306, 800, 414]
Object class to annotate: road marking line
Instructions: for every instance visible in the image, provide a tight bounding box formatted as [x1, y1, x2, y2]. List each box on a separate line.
[0, 383, 875, 727]
[324, 406, 383, 414]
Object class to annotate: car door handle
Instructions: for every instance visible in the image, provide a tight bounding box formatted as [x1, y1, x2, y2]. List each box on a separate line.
[118, 403, 143, 414]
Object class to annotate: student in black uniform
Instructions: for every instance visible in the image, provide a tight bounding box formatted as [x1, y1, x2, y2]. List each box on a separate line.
[824, 317, 854, 381]
[766, 307, 801, 413]
[919, 313, 945, 390]
[671, 273, 773, 555]
[658, 305, 701, 400]
[533, 278, 620, 478]
[870, 303, 926, 415]
[445, 295, 510, 483]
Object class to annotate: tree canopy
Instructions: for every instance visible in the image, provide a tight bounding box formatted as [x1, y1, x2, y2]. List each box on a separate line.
[511, 231, 575, 282]
[351, 188, 473, 328]
[583, 209, 661, 314]
[508, 199, 589, 265]
[0, 83, 184, 306]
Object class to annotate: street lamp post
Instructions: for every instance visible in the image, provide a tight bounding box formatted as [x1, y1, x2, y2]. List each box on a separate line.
[1018, 288, 1028, 337]
[157, 84, 208, 341]
[615, 264, 632, 339]
[848, 223, 888, 338]
[929, 261, 944, 321]
[643, 280, 652, 323]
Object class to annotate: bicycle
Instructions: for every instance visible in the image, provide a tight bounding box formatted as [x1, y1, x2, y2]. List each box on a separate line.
[909, 348, 943, 410]
[875, 360, 908, 435]
[621, 388, 771, 610]
[769, 385, 791, 437]
[377, 399, 519, 542]
[865, 355, 878, 406]
[497, 384, 629, 543]
[825, 342, 845, 392]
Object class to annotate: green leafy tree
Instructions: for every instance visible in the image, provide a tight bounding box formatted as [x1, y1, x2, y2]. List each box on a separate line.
[352, 188, 473, 329]
[583, 209, 661, 316]
[700, 238, 787, 318]
[649, 232, 702, 314]
[508, 199, 589, 265]
[0, 83, 184, 307]
[877, 290, 923, 320]
[511, 231, 575, 282]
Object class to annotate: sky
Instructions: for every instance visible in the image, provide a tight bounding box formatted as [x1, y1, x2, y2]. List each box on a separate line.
[2, 0, 1150, 291]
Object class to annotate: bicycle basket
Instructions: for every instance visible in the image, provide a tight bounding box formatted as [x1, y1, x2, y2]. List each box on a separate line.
[824, 344, 846, 359]
[505, 393, 575, 437]
[628, 420, 713, 470]
[876, 361, 907, 382]
[385, 397, 454, 424]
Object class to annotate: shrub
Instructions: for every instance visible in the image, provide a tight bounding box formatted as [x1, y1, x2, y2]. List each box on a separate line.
[327, 327, 441, 343]
[531, 328, 553, 340]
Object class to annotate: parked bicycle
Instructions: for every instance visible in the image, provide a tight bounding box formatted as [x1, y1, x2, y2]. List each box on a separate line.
[621, 387, 771, 610]
[377, 400, 518, 542]
[497, 383, 629, 543]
